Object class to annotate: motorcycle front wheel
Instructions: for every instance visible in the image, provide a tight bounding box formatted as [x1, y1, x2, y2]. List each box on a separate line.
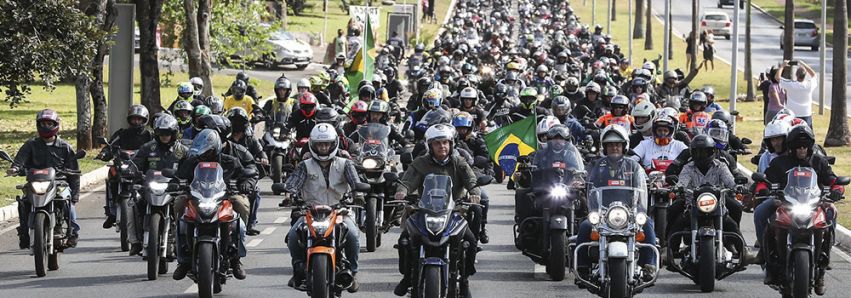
[310, 254, 332, 298]
[547, 231, 566, 281]
[608, 258, 629, 298]
[423, 265, 442, 298]
[197, 242, 215, 298]
[119, 199, 131, 252]
[147, 213, 162, 280]
[698, 236, 716, 292]
[366, 197, 378, 252]
[33, 212, 48, 277]
[791, 250, 810, 298]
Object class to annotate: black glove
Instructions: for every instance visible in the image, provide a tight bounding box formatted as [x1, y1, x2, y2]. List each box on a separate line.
[829, 189, 844, 202]
[239, 181, 254, 194]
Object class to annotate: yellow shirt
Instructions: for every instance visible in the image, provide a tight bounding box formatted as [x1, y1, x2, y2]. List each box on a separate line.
[224, 95, 256, 117]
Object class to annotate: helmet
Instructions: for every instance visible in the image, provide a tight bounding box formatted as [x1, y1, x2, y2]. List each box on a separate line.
[536, 64, 549, 74]
[225, 107, 250, 132]
[190, 77, 204, 96]
[367, 100, 390, 123]
[774, 108, 796, 121]
[659, 107, 679, 122]
[546, 124, 571, 152]
[188, 129, 222, 161]
[711, 110, 733, 127]
[632, 78, 648, 90]
[315, 107, 340, 125]
[785, 125, 815, 155]
[177, 82, 193, 98]
[536, 116, 561, 144]
[456, 78, 470, 90]
[565, 77, 580, 91]
[631, 100, 657, 133]
[204, 96, 224, 114]
[422, 88, 443, 109]
[236, 72, 249, 83]
[704, 119, 729, 149]
[642, 62, 655, 72]
[603, 85, 618, 98]
[600, 124, 630, 156]
[652, 117, 676, 145]
[415, 43, 425, 52]
[585, 82, 601, 94]
[358, 85, 376, 101]
[36, 109, 61, 139]
[763, 119, 791, 153]
[199, 115, 231, 138]
[297, 78, 311, 90]
[506, 62, 522, 72]
[298, 92, 318, 117]
[690, 134, 717, 167]
[127, 104, 150, 128]
[192, 105, 212, 128]
[230, 80, 247, 98]
[494, 83, 509, 98]
[634, 69, 651, 80]
[688, 91, 708, 111]
[417, 77, 433, 94]
[551, 96, 572, 116]
[702, 86, 716, 100]
[274, 77, 292, 99]
[610, 95, 630, 116]
[460, 87, 477, 104]
[451, 113, 474, 128]
[153, 113, 179, 144]
[461, 63, 476, 75]
[663, 70, 678, 81]
[173, 100, 194, 124]
[349, 100, 368, 124]
[425, 124, 456, 157]
[519, 87, 538, 108]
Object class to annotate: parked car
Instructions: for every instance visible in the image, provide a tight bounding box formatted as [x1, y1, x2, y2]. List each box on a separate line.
[717, 0, 744, 9]
[780, 19, 820, 51]
[700, 12, 732, 40]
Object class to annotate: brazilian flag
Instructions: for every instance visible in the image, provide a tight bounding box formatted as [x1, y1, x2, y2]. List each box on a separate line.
[343, 13, 376, 112]
[484, 115, 538, 177]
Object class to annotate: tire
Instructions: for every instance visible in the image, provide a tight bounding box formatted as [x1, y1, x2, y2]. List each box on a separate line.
[717, 4, 722, 8]
[548, 231, 566, 281]
[608, 258, 629, 298]
[147, 213, 162, 280]
[310, 254, 331, 298]
[366, 197, 378, 252]
[198, 242, 215, 298]
[423, 265, 442, 298]
[698, 236, 716, 292]
[119, 199, 130, 252]
[33, 213, 48, 277]
[812, 45, 819, 51]
[791, 250, 810, 298]
[271, 155, 283, 187]
[654, 207, 667, 247]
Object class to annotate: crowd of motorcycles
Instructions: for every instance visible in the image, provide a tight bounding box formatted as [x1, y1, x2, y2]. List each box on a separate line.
[2, 0, 851, 298]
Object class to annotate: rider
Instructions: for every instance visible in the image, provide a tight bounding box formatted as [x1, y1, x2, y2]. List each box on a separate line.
[509, 87, 551, 123]
[628, 100, 657, 148]
[574, 124, 656, 280]
[204, 95, 225, 115]
[8, 110, 82, 249]
[285, 92, 319, 141]
[285, 123, 363, 293]
[363, 100, 408, 146]
[702, 86, 724, 113]
[224, 80, 256, 117]
[594, 95, 634, 130]
[453, 113, 494, 243]
[189, 77, 206, 102]
[226, 107, 269, 236]
[573, 81, 604, 120]
[550, 96, 586, 142]
[343, 100, 369, 137]
[223, 72, 260, 100]
[262, 77, 294, 128]
[392, 124, 482, 297]
[631, 116, 688, 169]
[458, 87, 488, 130]
[101, 105, 153, 231]
[679, 91, 711, 136]
[757, 119, 791, 173]
[182, 105, 211, 140]
[172, 100, 194, 133]
[168, 82, 205, 111]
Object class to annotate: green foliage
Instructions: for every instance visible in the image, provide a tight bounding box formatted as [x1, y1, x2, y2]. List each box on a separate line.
[0, 0, 106, 107]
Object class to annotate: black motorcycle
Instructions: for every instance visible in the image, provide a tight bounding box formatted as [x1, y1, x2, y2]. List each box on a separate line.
[353, 123, 402, 252]
[140, 169, 177, 280]
[97, 136, 141, 252]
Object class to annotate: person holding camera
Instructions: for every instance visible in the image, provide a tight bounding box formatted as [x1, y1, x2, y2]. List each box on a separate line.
[775, 60, 816, 128]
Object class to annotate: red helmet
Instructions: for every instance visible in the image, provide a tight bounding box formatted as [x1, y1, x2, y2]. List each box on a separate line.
[36, 109, 61, 138]
[299, 92, 318, 117]
[349, 100, 369, 125]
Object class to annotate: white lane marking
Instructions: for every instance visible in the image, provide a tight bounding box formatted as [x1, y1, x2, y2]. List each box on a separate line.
[184, 284, 197, 293]
[247, 238, 264, 247]
[273, 217, 288, 224]
[533, 264, 548, 280]
[0, 185, 106, 235]
[261, 227, 276, 235]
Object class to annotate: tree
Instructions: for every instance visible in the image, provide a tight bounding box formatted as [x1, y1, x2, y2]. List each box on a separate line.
[612, 0, 617, 21]
[644, 0, 653, 50]
[825, 0, 850, 147]
[744, 0, 755, 102]
[0, 0, 102, 107]
[782, 0, 794, 60]
[690, 0, 698, 71]
[183, 0, 214, 96]
[633, 0, 644, 39]
[73, 0, 116, 150]
[136, 0, 165, 114]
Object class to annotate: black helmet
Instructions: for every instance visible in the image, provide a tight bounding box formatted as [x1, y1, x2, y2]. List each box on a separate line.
[461, 63, 476, 75]
[711, 110, 733, 127]
[315, 107, 340, 125]
[785, 125, 816, 155]
[127, 104, 150, 128]
[188, 129, 222, 162]
[153, 114, 179, 144]
[225, 107, 250, 133]
[417, 77, 433, 94]
[494, 83, 509, 98]
[231, 80, 247, 98]
[199, 114, 231, 139]
[236, 72, 249, 83]
[690, 134, 717, 168]
[358, 85, 376, 101]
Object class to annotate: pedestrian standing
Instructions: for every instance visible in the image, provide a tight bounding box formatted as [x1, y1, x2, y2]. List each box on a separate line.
[775, 60, 817, 128]
[334, 29, 347, 60]
[699, 29, 715, 71]
[759, 65, 787, 124]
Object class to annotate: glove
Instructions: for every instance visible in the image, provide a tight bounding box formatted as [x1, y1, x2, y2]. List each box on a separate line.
[829, 189, 844, 202]
[394, 191, 407, 202]
[754, 182, 769, 196]
[469, 195, 481, 204]
[239, 181, 254, 194]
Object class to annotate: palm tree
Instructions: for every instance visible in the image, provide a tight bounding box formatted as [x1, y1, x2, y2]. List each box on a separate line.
[690, 0, 698, 71]
[782, 0, 794, 60]
[825, 0, 850, 146]
[644, 0, 653, 49]
[634, 0, 644, 39]
[744, 0, 754, 101]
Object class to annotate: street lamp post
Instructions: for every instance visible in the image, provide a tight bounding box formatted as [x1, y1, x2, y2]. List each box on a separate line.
[730, 0, 741, 121]
[593, 0, 597, 27]
[819, 0, 826, 115]
[607, 0, 612, 35]
[663, 0, 670, 72]
[628, 0, 633, 62]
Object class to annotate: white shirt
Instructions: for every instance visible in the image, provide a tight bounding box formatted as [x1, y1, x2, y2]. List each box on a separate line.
[779, 77, 817, 117]
[630, 139, 688, 169]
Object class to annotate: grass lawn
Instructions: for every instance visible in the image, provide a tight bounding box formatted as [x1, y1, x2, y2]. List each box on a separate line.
[750, 0, 851, 48]
[575, 1, 851, 226]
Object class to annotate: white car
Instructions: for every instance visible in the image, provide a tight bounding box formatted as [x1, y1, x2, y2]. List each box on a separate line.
[700, 12, 732, 40]
[263, 31, 313, 70]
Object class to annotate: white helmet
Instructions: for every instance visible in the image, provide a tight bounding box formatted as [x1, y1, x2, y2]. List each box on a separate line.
[642, 62, 655, 72]
[600, 124, 630, 155]
[537, 116, 561, 145]
[308, 123, 339, 161]
[425, 124, 456, 155]
[460, 87, 478, 100]
[631, 101, 657, 133]
[190, 77, 204, 96]
[658, 107, 679, 122]
[764, 119, 791, 139]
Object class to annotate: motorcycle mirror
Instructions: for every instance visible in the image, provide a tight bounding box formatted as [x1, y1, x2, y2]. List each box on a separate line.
[282, 163, 296, 173]
[835, 176, 851, 186]
[0, 150, 12, 162]
[161, 168, 177, 178]
[476, 174, 494, 187]
[741, 138, 752, 145]
[355, 182, 372, 192]
[383, 172, 398, 182]
[827, 156, 837, 165]
[665, 175, 678, 185]
[751, 172, 768, 183]
[75, 150, 87, 159]
[271, 183, 288, 194]
[734, 176, 749, 185]
[400, 152, 414, 164]
[97, 137, 109, 145]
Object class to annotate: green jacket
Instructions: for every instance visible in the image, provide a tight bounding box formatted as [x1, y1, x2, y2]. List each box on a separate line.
[397, 153, 481, 200]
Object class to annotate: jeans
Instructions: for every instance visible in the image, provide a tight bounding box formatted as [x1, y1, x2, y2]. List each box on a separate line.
[249, 188, 261, 227]
[576, 219, 657, 267]
[753, 199, 776, 244]
[287, 216, 360, 273]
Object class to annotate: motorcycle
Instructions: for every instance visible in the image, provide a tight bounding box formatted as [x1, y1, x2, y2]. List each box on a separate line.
[753, 169, 850, 298]
[514, 166, 586, 281]
[353, 123, 402, 252]
[646, 160, 673, 248]
[665, 181, 749, 292]
[0, 149, 85, 277]
[262, 123, 295, 192]
[97, 136, 141, 252]
[139, 169, 177, 280]
[574, 185, 659, 297]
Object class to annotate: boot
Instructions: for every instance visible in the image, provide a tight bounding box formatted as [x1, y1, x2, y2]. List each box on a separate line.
[66, 233, 78, 248]
[173, 263, 191, 280]
[18, 226, 29, 249]
[246, 226, 261, 236]
[347, 272, 360, 293]
[460, 278, 472, 298]
[815, 272, 826, 295]
[393, 276, 410, 296]
[129, 243, 143, 256]
[288, 263, 307, 291]
[640, 264, 657, 282]
[231, 258, 246, 280]
[102, 206, 115, 229]
[479, 227, 489, 244]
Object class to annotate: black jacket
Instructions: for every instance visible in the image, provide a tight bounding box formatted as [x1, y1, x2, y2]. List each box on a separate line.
[765, 154, 836, 188]
[109, 127, 154, 151]
[13, 137, 80, 199]
[132, 141, 188, 173]
[286, 111, 317, 140]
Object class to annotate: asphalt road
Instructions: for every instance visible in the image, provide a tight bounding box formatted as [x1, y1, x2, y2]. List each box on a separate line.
[2, 178, 851, 297]
[647, 0, 851, 113]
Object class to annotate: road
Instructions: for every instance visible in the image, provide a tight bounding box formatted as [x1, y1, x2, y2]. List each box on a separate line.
[2, 178, 851, 297]
[647, 0, 851, 114]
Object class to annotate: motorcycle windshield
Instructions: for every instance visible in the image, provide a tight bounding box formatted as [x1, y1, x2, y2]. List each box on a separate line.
[784, 167, 821, 205]
[531, 168, 580, 189]
[418, 109, 451, 126]
[534, 144, 585, 172]
[587, 186, 647, 213]
[418, 174, 454, 215]
[357, 123, 391, 157]
[190, 162, 226, 200]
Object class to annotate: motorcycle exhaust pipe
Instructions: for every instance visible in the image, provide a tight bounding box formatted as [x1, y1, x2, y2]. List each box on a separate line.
[335, 268, 354, 289]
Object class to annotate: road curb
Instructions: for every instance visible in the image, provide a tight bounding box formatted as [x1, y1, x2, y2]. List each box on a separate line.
[736, 162, 851, 251]
[749, 2, 782, 26]
[0, 166, 108, 224]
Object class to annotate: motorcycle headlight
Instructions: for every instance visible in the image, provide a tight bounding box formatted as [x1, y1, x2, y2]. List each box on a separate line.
[550, 185, 568, 199]
[362, 158, 380, 170]
[606, 206, 629, 230]
[426, 214, 449, 235]
[197, 200, 218, 216]
[149, 181, 168, 193]
[588, 212, 601, 225]
[790, 203, 812, 219]
[635, 212, 647, 226]
[30, 181, 51, 195]
[696, 193, 718, 213]
[120, 164, 130, 170]
[311, 220, 332, 235]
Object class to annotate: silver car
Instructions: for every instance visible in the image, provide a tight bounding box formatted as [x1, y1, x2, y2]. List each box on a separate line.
[263, 31, 313, 69]
[780, 19, 820, 51]
[700, 12, 732, 40]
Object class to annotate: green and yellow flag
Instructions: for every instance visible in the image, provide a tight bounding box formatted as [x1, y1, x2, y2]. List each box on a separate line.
[484, 115, 538, 177]
[344, 14, 376, 111]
